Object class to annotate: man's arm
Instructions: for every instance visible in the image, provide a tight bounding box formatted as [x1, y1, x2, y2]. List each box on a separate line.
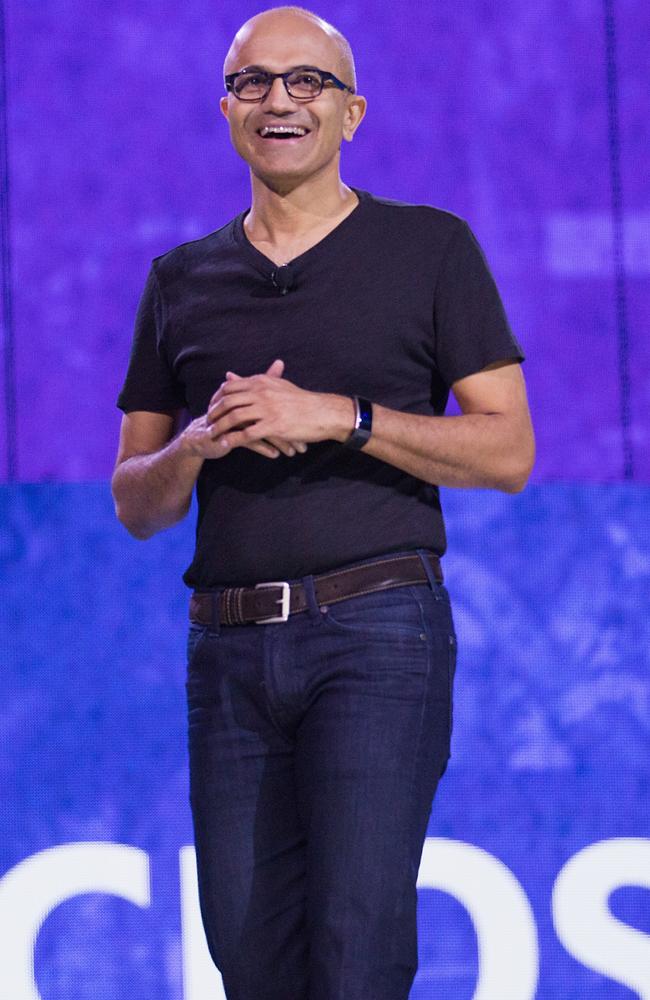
[112, 359, 308, 539]
[111, 410, 205, 539]
[358, 360, 535, 492]
[205, 358, 535, 493]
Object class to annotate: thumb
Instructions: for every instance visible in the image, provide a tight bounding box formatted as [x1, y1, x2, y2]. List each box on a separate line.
[265, 358, 285, 378]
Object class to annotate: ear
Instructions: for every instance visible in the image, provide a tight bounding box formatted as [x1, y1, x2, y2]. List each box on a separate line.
[342, 94, 367, 142]
[219, 94, 230, 121]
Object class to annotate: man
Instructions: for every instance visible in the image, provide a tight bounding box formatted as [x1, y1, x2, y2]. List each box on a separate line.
[112, 5, 535, 998]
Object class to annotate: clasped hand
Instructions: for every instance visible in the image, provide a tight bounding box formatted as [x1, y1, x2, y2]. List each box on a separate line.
[182, 358, 330, 460]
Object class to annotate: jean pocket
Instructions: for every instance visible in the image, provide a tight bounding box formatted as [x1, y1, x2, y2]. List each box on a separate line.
[186, 622, 211, 666]
[321, 585, 427, 639]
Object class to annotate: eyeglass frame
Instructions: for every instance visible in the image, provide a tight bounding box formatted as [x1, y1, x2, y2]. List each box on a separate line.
[224, 65, 355, 102]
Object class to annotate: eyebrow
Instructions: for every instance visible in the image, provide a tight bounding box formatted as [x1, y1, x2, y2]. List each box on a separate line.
[235, 64, 321, 73]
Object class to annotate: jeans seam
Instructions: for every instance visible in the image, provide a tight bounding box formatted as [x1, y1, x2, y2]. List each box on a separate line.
[389, 619, 432, 972]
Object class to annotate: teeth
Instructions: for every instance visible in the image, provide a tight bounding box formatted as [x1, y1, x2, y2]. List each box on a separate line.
[260, 125, 307, 137]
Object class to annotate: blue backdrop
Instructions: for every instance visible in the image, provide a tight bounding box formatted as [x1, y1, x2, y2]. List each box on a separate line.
[1, 0, 649, 997]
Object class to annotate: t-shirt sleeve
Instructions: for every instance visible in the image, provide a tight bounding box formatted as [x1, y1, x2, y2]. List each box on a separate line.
[116, 264, 186, 413]
[433, 219, 525, 386]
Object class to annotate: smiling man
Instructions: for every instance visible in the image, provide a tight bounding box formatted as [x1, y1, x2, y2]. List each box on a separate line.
[112, 5, 534, 999]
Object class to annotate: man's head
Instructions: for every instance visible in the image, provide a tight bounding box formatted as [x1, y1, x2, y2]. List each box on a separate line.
[220, 6, 366, 194]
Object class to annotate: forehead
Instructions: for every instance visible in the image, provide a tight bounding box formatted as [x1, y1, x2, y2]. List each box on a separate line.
[226, 16, 342, 73]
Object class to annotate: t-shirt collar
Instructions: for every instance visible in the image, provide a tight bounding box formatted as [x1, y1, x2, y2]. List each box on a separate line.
[231, 187, 370, 277]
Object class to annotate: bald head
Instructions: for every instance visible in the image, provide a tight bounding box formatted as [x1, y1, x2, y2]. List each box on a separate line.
[223, 6, 357, 91]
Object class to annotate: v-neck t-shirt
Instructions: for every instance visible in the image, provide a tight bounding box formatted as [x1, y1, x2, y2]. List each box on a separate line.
[117, 187, 525, 588]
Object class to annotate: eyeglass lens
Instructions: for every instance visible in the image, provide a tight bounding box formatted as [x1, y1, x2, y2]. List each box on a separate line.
[233, 69, 323, 100]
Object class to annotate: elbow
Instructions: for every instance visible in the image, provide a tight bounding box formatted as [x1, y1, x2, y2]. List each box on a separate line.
[501, 474, 529, 494]
[500, 462, 534, 494]
[113, 499, 156, 540]
[111, 479, 157, 540]
[111, 482, 190, 539]
[499, 440, 535, 493]
[499, 436, 536, 494]
[126, 521, 157, 541]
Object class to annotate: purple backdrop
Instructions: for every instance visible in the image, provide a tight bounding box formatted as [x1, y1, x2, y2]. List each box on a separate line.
[2, 0, 648, 484]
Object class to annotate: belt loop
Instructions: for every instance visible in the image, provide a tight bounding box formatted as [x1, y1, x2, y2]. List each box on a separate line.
[301, 573, 322, 621]
[211, 590, 222, 634]
[416, 548, 442, 590]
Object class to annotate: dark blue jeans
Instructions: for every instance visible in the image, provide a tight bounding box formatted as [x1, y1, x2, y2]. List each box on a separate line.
[185, 548, 457, 1000]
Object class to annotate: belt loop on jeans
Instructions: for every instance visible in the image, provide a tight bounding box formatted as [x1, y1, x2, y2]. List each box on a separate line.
[211, 590, 221, 633]
[301, 573, 321, 620]
[416, 548, 442, 590]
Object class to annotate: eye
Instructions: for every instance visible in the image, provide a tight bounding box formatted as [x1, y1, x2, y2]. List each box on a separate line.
[293, 72, 318, 85]
[287, 70, 323, 95]
[234, 72, 268, 94]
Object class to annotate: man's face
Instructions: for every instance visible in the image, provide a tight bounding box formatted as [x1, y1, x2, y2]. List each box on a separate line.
[220, 14, 366, 192]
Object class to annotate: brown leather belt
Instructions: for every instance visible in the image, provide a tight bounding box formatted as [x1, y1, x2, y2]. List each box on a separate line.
[189, 551, 443, 627]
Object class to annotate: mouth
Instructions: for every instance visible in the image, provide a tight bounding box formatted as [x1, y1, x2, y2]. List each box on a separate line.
[255, 124, 312, 145]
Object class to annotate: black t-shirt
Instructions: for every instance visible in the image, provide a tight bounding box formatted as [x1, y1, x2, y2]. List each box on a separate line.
[117, 188, 525, 588]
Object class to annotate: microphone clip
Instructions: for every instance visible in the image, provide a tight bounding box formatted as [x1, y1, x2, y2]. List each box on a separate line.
[271, 264, 293, 296]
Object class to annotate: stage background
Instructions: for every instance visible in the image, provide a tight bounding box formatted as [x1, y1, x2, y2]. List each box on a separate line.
[1, 1, 649, 998]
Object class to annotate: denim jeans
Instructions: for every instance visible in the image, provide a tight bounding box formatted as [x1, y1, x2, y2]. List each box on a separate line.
[185, 548, 457, 1000]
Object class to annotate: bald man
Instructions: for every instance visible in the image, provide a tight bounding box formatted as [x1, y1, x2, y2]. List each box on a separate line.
[113, 5, 535, 998]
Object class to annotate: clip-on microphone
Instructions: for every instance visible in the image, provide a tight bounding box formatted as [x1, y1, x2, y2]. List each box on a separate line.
[271, 264, 293, 295]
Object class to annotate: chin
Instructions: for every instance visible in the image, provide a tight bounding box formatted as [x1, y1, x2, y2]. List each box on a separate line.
[250, 163, 315, 192]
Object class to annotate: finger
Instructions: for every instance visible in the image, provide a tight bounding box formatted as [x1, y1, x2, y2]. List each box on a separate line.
[219, 379, 257, 395]
[206, 393, 254, 425]
[265, 436, 295, 457]
[208, 373, 252, 407]
[264, 358, 284, 378]
[208, 380, 230, 407]
[213, 427, 266, 454]
[245, 441, 280, 458]
[266, 438, 307, 455]
[209, 413, 260, 441]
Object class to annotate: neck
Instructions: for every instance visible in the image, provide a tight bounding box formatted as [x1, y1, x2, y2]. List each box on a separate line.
[245, 166, 358, 247]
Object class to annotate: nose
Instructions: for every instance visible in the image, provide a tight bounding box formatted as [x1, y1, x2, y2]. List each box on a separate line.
[262, 75, 297, 112]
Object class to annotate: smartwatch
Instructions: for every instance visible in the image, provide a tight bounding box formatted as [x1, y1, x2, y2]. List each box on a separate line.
[343, 395, 373, 450]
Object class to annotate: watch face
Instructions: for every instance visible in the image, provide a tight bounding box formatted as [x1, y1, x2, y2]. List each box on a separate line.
[359, 399, 372, 430]
[343, 398, 372, 448]
[358, 397, 373, 431]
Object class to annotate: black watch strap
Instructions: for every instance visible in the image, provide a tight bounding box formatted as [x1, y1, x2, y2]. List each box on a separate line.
[343, 395, 373, 449]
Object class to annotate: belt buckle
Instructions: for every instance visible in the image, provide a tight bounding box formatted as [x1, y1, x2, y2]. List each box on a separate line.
[254, 581, 290, 623]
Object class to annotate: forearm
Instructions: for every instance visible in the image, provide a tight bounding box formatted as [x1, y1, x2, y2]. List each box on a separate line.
[329, 397, 533, 492]
[111, 431, 204, 539]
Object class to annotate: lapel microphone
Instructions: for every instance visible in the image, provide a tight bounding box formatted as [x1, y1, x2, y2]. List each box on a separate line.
[271, 264, 293, 295]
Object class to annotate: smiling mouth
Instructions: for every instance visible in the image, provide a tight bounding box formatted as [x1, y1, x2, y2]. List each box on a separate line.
[257, 125, 311, 140]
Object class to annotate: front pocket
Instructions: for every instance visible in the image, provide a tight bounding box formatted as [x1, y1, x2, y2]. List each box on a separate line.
[186, 623, 210, 666]
[321, 586, 426, 638]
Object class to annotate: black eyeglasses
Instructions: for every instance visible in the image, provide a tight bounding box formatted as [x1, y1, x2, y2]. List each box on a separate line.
[224, 66, 355, 102]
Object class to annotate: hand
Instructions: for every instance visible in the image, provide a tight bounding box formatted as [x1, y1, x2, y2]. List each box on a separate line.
[222, 359, 308, 460]
[205, 364, 352, 457]
[180, 359, 311, 461]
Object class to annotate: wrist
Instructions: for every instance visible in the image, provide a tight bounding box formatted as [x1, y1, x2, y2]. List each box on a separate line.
[327, 394, 357, 443]
[175, 422, 206, 464]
